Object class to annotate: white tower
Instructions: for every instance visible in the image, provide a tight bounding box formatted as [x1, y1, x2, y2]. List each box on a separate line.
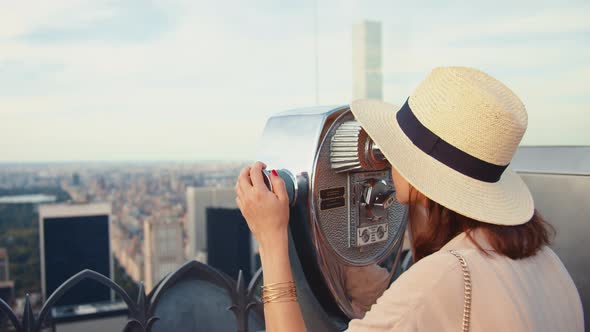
[353, 20, 383, 100]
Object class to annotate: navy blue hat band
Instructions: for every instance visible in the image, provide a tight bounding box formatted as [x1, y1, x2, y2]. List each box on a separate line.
[396, 99, 509, 183]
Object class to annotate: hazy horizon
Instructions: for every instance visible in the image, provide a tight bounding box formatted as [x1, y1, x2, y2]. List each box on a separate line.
[1, 0, 589, 162]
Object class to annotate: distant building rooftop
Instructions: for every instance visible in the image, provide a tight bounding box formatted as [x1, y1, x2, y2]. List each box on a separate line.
[38, 202, 111, 218]
[0, 194, 57, 204]
[0, 280, 14, 288]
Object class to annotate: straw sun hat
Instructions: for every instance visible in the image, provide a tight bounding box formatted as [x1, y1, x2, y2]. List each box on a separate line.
[350, 66, 534, 226]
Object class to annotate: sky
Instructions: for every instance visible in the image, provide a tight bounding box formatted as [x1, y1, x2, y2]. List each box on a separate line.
[0, 0, 588, 162]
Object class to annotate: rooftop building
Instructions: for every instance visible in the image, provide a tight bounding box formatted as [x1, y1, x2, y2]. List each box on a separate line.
[186, 187, 237, 262]
[143, 217, 184, 292]
[352, 20, 383, 100]
[38, 203, 113, 305]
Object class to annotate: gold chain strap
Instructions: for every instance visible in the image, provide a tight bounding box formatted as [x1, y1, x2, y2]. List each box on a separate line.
[449, 250, 472, 332]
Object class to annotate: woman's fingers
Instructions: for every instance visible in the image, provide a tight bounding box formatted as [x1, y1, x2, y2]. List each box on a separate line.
[270, 170, 289, 203]
[234, 180, 244, 199]
[238, 166, 253, 191]
[249, 161, 268, 190]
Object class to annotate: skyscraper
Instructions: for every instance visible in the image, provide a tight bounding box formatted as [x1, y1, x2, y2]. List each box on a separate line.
[185, 187, 237, 262]
[0, 248, 9, 281]
[352, 20, 383, 100]
[39, 203, 113, 305]
[206, 208, 252, 281]
[143, 217, 184, 292]
[0, 248, 15, 305]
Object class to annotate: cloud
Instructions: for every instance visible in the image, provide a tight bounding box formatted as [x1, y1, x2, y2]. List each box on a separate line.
[0, 0, 588, 161]
[0, 1, 110, 38]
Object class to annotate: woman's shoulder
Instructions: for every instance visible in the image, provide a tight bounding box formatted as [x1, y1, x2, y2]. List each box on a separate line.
[346, 251, 466, 331]
[405, 249, 467, 277]
[381, 250, 466, 305]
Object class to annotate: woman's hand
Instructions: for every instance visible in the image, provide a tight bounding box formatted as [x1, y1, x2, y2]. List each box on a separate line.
[235, 161, 290, 250]
[236, 162, 307, 332]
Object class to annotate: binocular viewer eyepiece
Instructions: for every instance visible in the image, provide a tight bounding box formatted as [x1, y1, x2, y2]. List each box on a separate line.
[256, 105, 408, 330]
[262, 167, 396, 213]
[261, 169, 298, 207]
[261, 118, 391, 208]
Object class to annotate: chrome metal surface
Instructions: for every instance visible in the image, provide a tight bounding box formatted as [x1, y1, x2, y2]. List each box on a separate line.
[278, 168, 299, 207]
[512, 146, 590, 175]
[330, 121, 388, 173]
[330, 121, 365, 173]
[256, 105, 350, 331]
[515, 172, 590, 329]
[256, 105, 407, 327]
[261, 169, 298, 207]
[512, 146, 589, 331]
[311, 110, 406, 318]
[371, 143, 386, 162]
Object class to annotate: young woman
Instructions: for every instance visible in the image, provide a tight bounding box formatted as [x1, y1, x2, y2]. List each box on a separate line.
[235, 67, 584, 331]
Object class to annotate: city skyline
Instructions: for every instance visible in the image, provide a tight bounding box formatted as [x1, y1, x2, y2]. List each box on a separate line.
[0, 159, 246, 299]
[1, 0, 589, 162]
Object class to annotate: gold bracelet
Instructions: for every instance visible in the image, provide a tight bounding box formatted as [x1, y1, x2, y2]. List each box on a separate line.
[261, 287, 297, 301]
[261, 281, 297, 304]
[261, 291, 297, 303]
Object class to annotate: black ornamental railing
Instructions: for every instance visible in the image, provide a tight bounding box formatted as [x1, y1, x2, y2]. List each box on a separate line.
[0, 260, 265, 332]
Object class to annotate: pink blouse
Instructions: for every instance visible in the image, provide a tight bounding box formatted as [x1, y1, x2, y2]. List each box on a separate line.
[346, 231, 584, 331]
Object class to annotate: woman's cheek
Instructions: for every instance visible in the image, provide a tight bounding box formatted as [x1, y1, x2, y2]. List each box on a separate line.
[396, 192, 409, 205]
[395, 186, 410, 204]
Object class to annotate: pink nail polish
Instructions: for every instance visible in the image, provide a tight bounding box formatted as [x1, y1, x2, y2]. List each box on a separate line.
[271, 169, 278, 177]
